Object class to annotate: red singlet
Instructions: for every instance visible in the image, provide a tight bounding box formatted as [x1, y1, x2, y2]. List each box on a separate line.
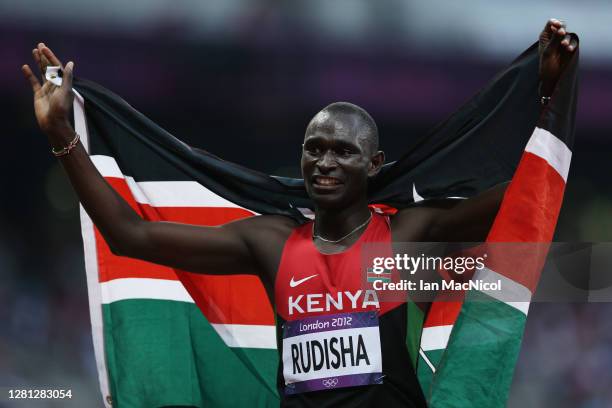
[274, 211, 427, 408]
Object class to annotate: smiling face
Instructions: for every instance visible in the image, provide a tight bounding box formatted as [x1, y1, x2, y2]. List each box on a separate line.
[301, 102, 384, 209]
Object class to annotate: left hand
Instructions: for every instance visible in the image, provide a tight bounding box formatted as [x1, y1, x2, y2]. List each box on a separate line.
[22, 43, 75, 141]
[539, 18, 579, 96]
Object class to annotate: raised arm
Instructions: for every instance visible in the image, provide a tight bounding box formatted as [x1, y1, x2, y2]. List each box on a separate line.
[22, 43, 290, 276]
[394, 19, 579, 244]
[427, 182, 509, 242]
[392, 182, 509, 243]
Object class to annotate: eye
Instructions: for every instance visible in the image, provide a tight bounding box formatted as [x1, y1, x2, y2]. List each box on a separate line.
[337, 148, 352, 157]
[304, 145, 321, 155]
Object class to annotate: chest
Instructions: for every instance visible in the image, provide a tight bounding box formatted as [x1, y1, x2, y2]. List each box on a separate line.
[274, 221, 398, 321]
[278, 248, 377, 317]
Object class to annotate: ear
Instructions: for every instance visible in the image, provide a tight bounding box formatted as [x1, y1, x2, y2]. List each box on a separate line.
[368, 150, 385, 177]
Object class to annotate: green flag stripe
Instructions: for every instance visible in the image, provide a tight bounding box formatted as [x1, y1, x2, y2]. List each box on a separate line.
[101, 277, 277, 349]
[406, 300, 425, 369]
[103, 299, 279, 408]
[428, 290, 527, 408]
[417, 349, 444, 400]
[473, 267, 532, 315]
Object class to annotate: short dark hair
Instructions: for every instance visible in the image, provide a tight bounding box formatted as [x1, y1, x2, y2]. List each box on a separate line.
[312, 101, 379, 153]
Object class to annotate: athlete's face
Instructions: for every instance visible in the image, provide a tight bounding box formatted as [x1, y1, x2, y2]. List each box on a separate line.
[301, 111, 384, 209]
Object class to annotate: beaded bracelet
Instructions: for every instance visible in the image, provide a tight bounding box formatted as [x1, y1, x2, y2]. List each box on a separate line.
[51, 132, 80, 157]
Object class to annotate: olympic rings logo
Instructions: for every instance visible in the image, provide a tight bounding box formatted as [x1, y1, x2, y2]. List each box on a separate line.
[322, 378, 339, 388]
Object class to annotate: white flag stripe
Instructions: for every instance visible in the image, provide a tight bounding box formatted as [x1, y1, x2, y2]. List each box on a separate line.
[419, 348, 437, 373]
[525, 127, 572, 182]
[139, 179, 249, 208]
[211, 323, 277, 349]
[100, 278, 276, 349]
[412, 183, 425, 202]
[91, 155, 249, 209]
[506, 301, 531, 315]
[421, 325, 453, 351]
[473, 267, 532, 315]
[101, 278, 194, 304]
[91, 155, 123, 177]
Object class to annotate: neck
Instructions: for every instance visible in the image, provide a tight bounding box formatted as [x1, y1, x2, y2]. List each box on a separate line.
[313, 199, 372, 241]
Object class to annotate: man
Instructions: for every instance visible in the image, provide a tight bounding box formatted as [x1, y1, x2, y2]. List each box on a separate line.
[22, 18, 577, 407]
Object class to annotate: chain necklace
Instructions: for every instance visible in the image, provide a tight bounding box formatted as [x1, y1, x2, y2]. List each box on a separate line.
[312, 212, 372, 244]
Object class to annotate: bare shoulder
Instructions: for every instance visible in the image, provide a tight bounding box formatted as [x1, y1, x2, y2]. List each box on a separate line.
[232, 213, 299, 230]
[226, 214, 300, 292]
[225, 213, 300, 244]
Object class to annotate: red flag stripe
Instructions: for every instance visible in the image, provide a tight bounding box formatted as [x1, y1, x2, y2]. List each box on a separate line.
[423, 297, 463, 328]
[488, 152, 566, 243]
[94, 177, 274, 325]
[485, 152, 566, 292]
[96, 178, 255, 282]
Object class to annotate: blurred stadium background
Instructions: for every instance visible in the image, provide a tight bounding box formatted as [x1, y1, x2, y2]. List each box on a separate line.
[1, 1, 611, 407]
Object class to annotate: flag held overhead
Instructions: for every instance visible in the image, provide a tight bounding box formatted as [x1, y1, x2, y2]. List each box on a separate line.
[72, 41, 578, 407]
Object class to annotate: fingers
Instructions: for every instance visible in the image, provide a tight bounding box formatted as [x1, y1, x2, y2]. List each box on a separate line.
[558, 32, 578, 54]
[568, 33, 579, 52]
[561, 34, 573, 52]
[562, 33, 579, 52]
[544, 18, 579, 55]
[560, 34, 580, 65]
[61, 61, 74, 91]
[546, 23, 563, 52]
[541, 18, 565, 38]
[40, 44, 63, 67]
[539, 18, 567, 55]
[34, 43, 64, 82]
[551, 20, 567, 40]
[544, 18, 565, 35]
[37, 43, 51, 71]
[33, 48, 46, 83]
[21, 64, 41, 93]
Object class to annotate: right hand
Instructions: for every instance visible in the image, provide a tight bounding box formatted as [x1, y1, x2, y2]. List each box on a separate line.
[22, 43, 75, 139]
[538, 19, 578, 97]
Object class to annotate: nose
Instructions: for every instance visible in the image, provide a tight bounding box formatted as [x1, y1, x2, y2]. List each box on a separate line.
[316, 150, 337, 173]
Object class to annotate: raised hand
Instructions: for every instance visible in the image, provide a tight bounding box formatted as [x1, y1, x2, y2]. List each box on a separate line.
[21, 43, 75, 142]
[539, 19, 579, 97]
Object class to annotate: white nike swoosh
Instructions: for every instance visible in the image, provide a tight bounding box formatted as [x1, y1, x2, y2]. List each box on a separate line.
[289, 274, 318, 288]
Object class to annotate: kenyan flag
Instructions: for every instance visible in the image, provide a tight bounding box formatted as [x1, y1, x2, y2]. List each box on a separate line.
[73, 94, 279, 407]
[71, 39, 578, 407]
[416, 48, 579, 407]
[366, 267, 393, 283]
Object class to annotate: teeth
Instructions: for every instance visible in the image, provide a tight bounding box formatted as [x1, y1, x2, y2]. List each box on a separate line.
[316, 177, 339, 185]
